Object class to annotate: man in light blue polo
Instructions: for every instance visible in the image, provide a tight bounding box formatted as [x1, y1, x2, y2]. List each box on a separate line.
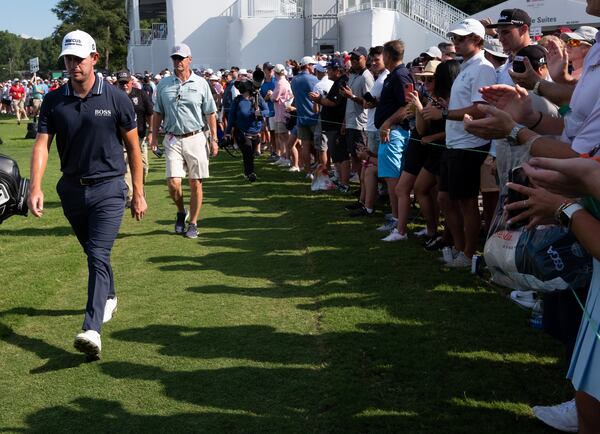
[151, 43, 218, 239]
[291, 56, 319, 178]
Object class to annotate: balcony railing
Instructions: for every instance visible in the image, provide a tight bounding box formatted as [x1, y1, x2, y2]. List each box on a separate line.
[130, 23, 168, 46]
[337, 0, 467, 38]
[222, 0, 304, 18]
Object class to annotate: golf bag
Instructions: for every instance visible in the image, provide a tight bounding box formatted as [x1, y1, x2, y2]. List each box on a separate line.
[0, 154, 29, 224]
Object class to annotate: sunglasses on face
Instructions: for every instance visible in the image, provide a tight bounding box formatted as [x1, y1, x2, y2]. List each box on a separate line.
[566, 38, 591, 47]
[171, 55, 186, 62]
[450, 34, 469, 43]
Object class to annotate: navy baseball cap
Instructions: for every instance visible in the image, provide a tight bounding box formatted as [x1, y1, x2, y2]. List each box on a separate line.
[327, 58, 344, 69]
[487, 9, 532, 28]
[350, 46, 368, 57]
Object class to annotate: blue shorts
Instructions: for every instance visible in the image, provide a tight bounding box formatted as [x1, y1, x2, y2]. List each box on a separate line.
[377, 128, 410, 179]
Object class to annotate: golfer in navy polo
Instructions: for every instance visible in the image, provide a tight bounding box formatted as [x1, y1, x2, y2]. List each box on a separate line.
[28, 30, 148, 358]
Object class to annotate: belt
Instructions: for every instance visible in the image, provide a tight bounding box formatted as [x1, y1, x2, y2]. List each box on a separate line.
[169, 130, 200, 138]
[64, 174, 121, 186]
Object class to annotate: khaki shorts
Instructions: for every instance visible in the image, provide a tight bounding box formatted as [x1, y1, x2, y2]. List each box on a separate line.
[297, 124, 316, 141]
[11, 99, 24, 112]
[480, 155, 499, 193]
[164, 133, 210, 179]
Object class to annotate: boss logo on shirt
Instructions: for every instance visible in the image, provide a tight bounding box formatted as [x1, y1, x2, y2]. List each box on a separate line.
[95, 109, 112, 117]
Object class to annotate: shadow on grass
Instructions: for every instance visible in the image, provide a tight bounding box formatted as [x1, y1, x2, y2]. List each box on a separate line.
[10, 397, 295, 433]
[0, 226, 73, 237]
[0, 322, 90, 374]
[97, 322, 558, 433]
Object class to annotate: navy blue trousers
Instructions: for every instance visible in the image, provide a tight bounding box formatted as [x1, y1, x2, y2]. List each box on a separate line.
[57, 176, 127, 333]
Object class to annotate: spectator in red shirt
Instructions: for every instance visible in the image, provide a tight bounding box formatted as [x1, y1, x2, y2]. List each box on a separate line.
[9, 79, 28, 125]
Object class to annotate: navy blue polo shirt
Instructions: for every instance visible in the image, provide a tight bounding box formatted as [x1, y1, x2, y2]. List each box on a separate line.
[374, 64, 414, 130]
[38, 75, 137, 179]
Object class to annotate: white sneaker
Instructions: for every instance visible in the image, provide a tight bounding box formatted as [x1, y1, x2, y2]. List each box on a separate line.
[510, 290, 538, 310]
[448, 252, 471, 268]
[306, 173, 314, 181]
[376, 219, 398, 232]
[532, 399, 578, 433]
[413, 228, 429, 237]
[382, 228, 408, 242]
[103, 297, 118, 323]
[74, 330, 101, 357]
[438, 247, 459, 263]
[288, 166, 301, 172]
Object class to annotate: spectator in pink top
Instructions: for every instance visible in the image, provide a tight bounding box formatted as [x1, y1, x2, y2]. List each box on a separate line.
[272, 63, 294, 165]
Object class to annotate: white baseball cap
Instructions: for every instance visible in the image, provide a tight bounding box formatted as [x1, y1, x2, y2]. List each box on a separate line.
[421, 46, 442, 59]
[561, 26, 599, 44]
[171, 43, 192, 58]
[209, 74, 219, 81]
[59, 30, 97, 59]
[484, 38, 509, 58]
[238, 68, 248, 75]
[274, 63, 286, 75]
[447, 19, 486, 39]
[300, 56, 316, 67]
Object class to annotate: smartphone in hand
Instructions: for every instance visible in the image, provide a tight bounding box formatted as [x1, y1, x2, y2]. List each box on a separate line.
[507, 166, 529, 226]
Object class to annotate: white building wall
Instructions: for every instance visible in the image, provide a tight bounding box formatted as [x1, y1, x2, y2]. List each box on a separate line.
[339, 9, 446, 62]
[228, 18, 305, 68]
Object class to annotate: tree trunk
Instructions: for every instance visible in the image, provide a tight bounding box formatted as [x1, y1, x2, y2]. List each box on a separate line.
[104, 25, 111, 70]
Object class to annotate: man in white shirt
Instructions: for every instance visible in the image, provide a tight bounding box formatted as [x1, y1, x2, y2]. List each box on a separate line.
[423, 18, 497, 267]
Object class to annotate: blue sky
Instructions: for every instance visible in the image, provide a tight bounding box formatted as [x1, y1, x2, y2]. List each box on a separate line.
[0, 0, 59, 39]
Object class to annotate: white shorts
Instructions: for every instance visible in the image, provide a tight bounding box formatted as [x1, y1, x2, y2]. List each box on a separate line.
[164, 133, 209, 179]
[267, 117, 275, 131]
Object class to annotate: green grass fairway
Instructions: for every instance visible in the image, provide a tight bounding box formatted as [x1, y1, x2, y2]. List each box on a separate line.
[0, 114, 570, 433]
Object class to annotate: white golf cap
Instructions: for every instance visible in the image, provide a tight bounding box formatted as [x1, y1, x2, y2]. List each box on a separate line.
[209, 74, 219, 81]
[274, 63, 286, 74]
[421, 46, 442, 59]
[171, 43, 191, 58]
[59, 30, 97, 59]
[154, 74, 161, 80]
[238, 68, 248, 75]
[300, 56, 316, 67]
[447, 19, 486, 39]
[206, 68, 214, 74]
[561, 26, 599, 43]
[483, 38, 509, 58]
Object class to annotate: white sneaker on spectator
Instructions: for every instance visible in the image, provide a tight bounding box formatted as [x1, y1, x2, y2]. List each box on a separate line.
[305, 173, 314, 181]
[438, 247, 459, 263]
[382, 228, 408, 242]
[532, 399, 578, 433]
[103, 297, 118, 323]
[288, 166, 300, 172]
[510, 290, 537, 310]
[377, 219, 397, 232]
[448, 252, 471, 268]
[73, 330, 101, 357]
[413, 228, 429, 237]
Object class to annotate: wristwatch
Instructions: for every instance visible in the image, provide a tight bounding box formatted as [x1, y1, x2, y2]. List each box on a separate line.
[507, 124, 526, 146]
[441, 107, 449, 120]
[558, 202, 584, 229]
